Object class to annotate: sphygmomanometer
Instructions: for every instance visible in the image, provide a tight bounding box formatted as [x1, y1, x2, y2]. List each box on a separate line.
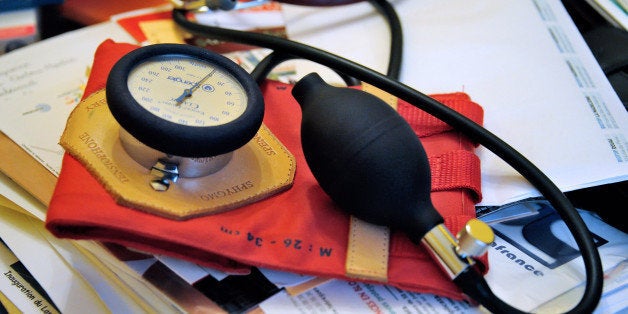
[165, 0, 604, 313]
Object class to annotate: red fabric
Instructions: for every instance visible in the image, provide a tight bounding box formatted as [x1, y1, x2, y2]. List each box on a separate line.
[46, 40, 486, 300]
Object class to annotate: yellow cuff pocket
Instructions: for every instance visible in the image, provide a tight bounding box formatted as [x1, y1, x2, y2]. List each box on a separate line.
[60, 89, 296, 220]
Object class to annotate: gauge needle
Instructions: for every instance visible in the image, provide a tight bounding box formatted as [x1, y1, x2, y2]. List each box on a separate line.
[174, 68, 216, 105]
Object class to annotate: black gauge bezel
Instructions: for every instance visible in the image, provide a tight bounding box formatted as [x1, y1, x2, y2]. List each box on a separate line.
[106, 43, 264, 158]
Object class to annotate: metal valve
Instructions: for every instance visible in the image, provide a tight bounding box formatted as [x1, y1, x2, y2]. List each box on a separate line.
[455, 218, 494, 259]
[421, 219, 494, 280]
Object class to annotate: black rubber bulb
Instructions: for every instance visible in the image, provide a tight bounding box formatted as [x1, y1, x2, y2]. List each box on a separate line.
[292, 73, 444, 241]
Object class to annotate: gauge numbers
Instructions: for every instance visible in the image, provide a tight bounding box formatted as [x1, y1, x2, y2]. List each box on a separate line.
[127, 55, 248, 127]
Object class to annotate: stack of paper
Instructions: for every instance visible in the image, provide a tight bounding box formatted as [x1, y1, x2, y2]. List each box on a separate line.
[0, 0, 626, 313]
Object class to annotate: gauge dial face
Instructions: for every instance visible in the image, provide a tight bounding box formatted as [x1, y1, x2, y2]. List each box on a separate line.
[106, 43, 264, 158]
[127, 55, 248, 127]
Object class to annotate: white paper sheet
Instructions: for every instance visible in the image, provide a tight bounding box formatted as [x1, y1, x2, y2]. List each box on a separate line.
[0, 240, 59, 314]
[585, 0, 628, 30]
[281, 0, 628, 206]
[0, 3, 625, 312]
[259, 279, 481, 314]
[0, 207, 110, 313]
[0, 171, 47, 221]
[0, 22, 135, 176]
[0, 205, 182, 313]
[482, 203, 628, 312]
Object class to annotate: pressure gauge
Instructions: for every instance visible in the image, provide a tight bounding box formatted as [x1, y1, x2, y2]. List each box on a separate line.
[106, 43, 264, 190]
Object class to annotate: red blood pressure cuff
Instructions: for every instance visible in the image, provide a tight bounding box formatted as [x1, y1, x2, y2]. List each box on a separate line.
[46, 39, 486, 300]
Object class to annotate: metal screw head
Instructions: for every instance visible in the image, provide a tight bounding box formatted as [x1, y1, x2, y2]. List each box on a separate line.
[149, 160, 180, 191]
[150, 179, 171, 191]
